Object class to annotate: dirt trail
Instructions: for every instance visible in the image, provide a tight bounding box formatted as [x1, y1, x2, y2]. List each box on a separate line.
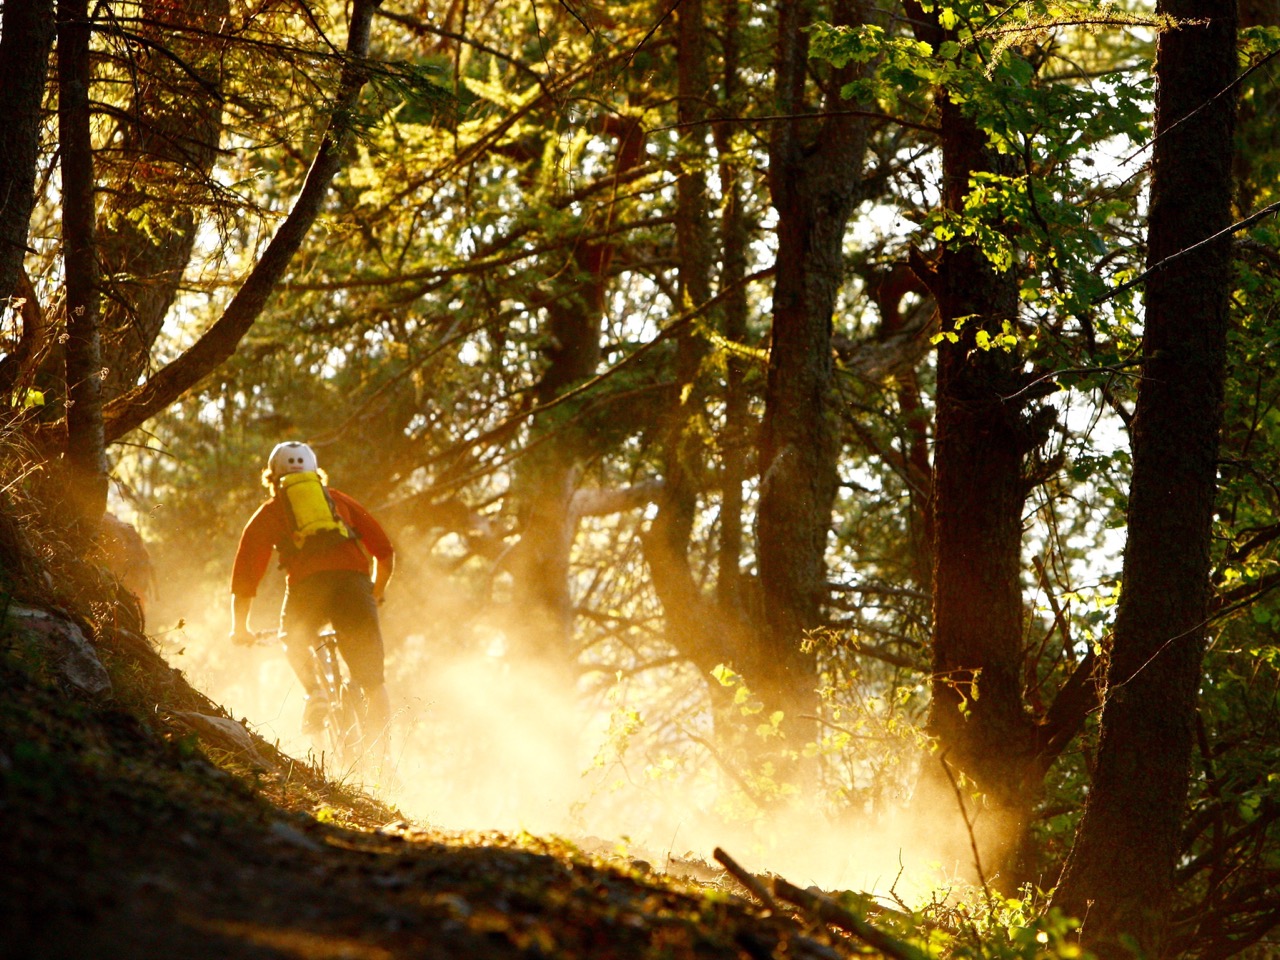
[1, 619, 857, 960]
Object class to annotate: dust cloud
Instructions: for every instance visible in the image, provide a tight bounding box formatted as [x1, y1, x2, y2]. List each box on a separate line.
[149, 575, 1005, 905]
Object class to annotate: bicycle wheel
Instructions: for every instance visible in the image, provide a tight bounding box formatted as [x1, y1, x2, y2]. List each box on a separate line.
[322, 700, 346, 762]
[308, 641, 344, 757]
[311, 639, 343, 701]
[331, 683, 365, 763]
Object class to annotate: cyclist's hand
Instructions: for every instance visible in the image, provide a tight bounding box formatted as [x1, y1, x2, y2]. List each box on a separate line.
[231, 627, 257, 647]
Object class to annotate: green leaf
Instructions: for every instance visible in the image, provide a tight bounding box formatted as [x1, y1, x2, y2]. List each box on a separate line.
[711, 664, 738, 687]
[1004, 57, 1034, 87]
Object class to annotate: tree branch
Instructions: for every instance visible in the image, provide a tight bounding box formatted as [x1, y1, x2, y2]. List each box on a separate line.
[100, 0, 384, 442]
[1095, 200, 1280, 306]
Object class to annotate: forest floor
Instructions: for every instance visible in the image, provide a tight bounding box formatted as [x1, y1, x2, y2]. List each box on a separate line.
[0, 608, 874, 960]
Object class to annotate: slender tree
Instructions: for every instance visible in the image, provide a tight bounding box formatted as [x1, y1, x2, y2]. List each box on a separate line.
[58, 0, 108, 523]
[1052, 0, 1239, 951]
[844, 0, 1112, 884]
[757, 0, 878, 720]
[643, 0, 716, 639]
[899, 0, 1046, 874]
[639, 0, 772, 760]
[505, 110, 646, 665]
[648, 0, 713, 576]
[713, 0, 753, 618]
[0, 0, 56, 319]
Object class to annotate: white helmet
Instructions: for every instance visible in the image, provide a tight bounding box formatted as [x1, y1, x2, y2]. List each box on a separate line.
[268, 441, 318, 478]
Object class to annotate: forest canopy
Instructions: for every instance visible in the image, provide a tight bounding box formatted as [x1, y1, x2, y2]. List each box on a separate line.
[3, 0, 1280, 956]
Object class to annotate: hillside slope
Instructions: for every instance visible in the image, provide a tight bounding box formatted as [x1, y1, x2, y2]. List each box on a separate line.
[0, 588, 884, 960]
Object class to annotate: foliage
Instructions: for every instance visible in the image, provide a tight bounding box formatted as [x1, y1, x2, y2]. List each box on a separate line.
[7, 0, 1280, 952]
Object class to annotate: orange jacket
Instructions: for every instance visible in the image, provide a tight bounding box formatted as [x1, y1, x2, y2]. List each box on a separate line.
[231, 488, 394, 598]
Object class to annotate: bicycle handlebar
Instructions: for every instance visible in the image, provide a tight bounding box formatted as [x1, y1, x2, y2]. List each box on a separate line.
[238, 627, 339, 651]
[246, 629, 280, 646]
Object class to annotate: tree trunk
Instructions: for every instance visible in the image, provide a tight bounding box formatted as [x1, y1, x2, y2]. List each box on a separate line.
[757, 0, 874, 720]
[921, 99, 1035, 811]
[0, 0, 56, 320]
[715, 0, 752, 616]
[898, 0, 1057, 883]
[58, 0, 108, 524]
[1051, 1, 1238, 952]
[866, 263, 935, 594]
[640, 0, 768, 749]
[645, 0, 713, 634]
[506, 116, 644, 664]
[507, 457, 584, 662]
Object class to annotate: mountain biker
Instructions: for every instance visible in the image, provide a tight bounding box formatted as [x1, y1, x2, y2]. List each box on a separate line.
[229, 441, 394, 740]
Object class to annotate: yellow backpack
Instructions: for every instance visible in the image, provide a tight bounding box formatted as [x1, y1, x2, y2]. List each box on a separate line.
[278, 471, 356, 553]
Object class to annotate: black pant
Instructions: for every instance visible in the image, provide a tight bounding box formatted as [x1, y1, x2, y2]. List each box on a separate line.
[279, 569, 384, 695]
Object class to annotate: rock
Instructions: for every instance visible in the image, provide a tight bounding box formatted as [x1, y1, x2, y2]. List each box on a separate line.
[172, 711, 273, 768]
[268, 820, 324, 853]
[6, 604, 112, 697]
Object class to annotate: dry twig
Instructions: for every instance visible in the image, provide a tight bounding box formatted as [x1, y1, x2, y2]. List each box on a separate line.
[713, 847, 780, 913]
[771, 877, 931, 960]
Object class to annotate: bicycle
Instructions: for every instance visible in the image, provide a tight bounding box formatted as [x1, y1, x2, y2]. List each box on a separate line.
[309, 628, 366, 768]
[249, 628, 367, 769]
